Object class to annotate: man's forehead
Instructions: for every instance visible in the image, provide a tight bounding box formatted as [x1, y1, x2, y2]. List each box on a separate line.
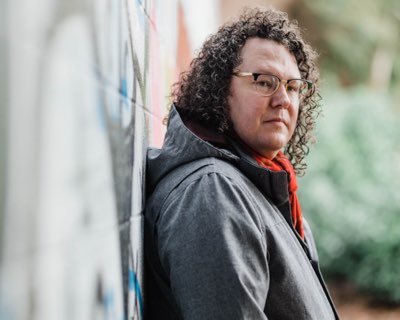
[238, 38, 300, 77]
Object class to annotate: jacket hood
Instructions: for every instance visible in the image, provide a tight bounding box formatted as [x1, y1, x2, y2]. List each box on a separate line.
[146, 106, 291, 209]
[146, 106, 239, 195]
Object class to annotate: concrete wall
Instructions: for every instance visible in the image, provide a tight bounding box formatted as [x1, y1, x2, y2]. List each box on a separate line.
[0, 0, 217, 319]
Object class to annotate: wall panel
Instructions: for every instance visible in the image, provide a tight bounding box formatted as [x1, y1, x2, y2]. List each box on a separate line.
[0, 0, 219, 319]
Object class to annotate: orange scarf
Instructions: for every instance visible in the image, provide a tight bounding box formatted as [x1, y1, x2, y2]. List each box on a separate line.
[253, 151, 305, 240]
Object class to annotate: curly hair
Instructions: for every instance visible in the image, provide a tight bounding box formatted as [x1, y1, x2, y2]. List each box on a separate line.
[171, 6, 321, 175]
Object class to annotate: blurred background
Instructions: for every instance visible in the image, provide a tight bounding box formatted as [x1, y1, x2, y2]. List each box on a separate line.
[1, 0, 399, 319]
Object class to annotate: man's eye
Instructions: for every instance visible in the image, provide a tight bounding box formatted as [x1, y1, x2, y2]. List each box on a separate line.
[287, 85, 299, 92]
[255, 80, 274, 88]
[287, 81, 301, 92]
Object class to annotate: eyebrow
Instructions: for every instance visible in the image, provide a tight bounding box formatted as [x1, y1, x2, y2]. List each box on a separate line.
[241, 70, 303, 81]
[249, 63, 299, 78]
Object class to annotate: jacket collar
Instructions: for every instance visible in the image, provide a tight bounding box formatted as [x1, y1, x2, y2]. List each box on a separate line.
[229, 139, 289, 206]
[147, 105, 290, 207]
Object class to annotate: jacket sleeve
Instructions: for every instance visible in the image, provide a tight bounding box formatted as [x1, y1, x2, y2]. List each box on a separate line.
[155, 171, 269, 320]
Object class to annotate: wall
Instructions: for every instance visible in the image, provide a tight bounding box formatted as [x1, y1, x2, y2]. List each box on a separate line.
[0, 0, 218, 319]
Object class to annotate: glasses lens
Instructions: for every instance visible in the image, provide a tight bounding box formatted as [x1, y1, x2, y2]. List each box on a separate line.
[253, 74, 279, 96]
[287, 80, 311, 97]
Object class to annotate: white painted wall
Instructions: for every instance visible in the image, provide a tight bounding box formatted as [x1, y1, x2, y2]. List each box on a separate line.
[0, 0, 223, 319]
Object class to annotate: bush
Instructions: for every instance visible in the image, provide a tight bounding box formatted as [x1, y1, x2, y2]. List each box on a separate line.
[299, 86, 400, 303]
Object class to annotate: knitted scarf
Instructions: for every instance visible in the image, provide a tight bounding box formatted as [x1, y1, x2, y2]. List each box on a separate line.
[253, 150, 305, 240]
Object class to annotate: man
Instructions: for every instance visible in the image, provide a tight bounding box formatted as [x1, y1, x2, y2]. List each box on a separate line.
[145, 7, 339, 320]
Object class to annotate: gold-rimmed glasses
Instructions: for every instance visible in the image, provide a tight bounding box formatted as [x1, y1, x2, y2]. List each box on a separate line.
[233, 71, 314, 99]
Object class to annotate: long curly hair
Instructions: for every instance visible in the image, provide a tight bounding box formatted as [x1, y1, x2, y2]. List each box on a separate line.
[171, 7, 321, 175]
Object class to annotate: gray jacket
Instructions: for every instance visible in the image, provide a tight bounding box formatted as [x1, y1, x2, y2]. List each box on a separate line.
[145, 106, 339, 319]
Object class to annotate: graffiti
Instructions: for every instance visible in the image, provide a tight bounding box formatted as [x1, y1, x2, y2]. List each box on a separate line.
[128, 245, 144, 319]
[129, 270, 144, 318]
[0, 0, 218, 319]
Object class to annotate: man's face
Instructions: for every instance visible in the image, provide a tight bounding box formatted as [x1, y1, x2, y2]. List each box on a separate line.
[228, 38, 301, 159]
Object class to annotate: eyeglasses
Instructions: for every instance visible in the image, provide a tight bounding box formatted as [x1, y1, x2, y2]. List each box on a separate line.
[233, 72, 314, 99]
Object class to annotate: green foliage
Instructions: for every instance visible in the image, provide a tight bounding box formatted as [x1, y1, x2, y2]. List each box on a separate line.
[299, 86, 400, 303]
[290, 0, 400, 88]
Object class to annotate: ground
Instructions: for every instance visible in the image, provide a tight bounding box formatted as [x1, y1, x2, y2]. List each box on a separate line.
[329, 282, 400, 320]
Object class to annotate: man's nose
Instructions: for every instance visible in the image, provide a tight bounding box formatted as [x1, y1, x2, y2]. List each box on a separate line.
[270, 83, 291, 108]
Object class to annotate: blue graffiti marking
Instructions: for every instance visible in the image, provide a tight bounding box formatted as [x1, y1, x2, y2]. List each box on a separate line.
[120, 77, 128, 98]
[120, 76, 130, 108]
[103, 289, 115, 319]
[129, 269, 144, 317]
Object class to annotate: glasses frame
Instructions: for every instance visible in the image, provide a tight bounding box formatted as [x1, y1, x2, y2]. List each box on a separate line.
[233, 71, 314, 98]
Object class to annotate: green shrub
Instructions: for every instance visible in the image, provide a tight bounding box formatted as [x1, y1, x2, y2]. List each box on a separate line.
[299, 86, 400, 303]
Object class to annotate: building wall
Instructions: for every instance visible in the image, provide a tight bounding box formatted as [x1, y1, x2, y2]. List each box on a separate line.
[0, 0, 217, 319]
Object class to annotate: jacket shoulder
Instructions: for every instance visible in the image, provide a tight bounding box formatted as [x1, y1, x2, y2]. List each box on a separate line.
[146, 156, 292, 243]
[148, 157, 249, 202]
